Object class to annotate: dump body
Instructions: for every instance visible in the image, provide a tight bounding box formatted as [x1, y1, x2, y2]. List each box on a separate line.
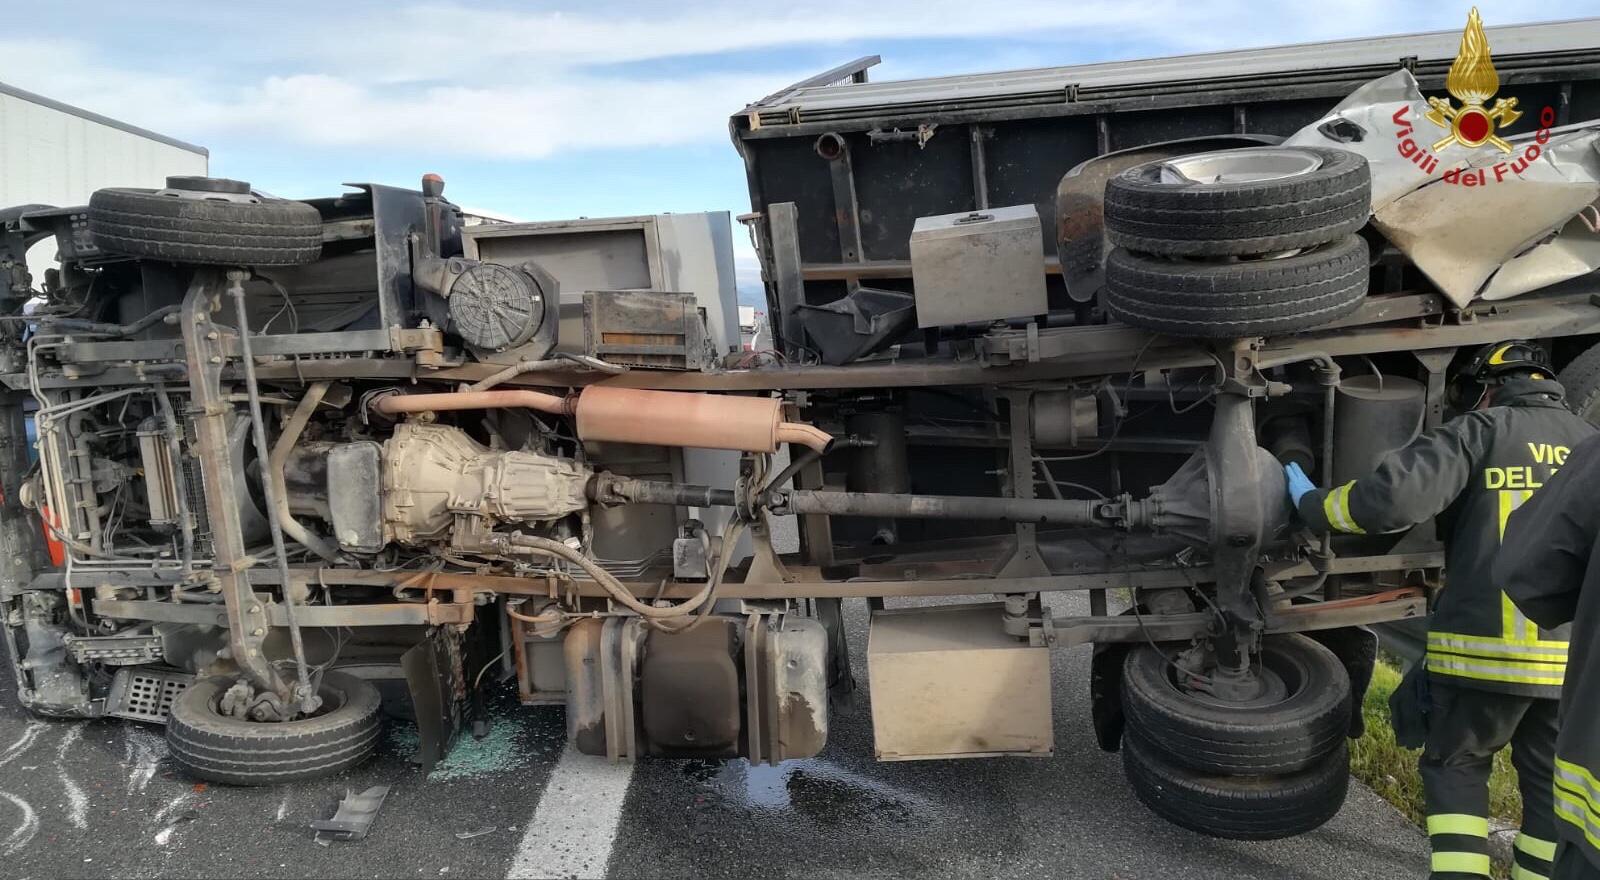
[731, 18, 1600, 349]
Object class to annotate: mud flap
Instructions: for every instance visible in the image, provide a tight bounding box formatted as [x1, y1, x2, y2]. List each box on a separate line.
[1090, 640, 1136, 752]
[815, 597, 857, 711]
[403, 628, 461, 773]
[1305, 625, 1378, 738]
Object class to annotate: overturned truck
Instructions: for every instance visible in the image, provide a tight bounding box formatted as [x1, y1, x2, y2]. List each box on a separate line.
[5, 16, 1600, 839]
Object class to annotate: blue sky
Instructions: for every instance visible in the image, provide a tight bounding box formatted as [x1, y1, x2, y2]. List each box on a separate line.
[3, 1, 1590, 303]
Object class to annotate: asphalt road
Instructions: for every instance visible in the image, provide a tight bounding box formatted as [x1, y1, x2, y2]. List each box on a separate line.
[0, 594, 1428, 880]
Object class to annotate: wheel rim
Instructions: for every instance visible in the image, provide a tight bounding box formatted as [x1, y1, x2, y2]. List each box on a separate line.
[1159, 643, 1309, 711]
[1154, 148, 1324, 186]
[208, 677, 348, 722]
[165, 176, 252, 195]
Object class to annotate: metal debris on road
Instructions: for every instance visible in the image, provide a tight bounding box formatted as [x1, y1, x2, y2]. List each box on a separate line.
[310, 785, 391, 844]
[453, 826, 496, 840]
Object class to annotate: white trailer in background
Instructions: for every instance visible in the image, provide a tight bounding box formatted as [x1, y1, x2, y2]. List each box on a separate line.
[0, 80, 208, 283]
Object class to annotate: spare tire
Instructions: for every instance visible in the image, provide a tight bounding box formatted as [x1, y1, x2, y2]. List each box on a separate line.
[1122, 732, 1350, 840]
[166, 671, 382, 786]
[1105, 146, 1370, 257]
[89, 178, 322, 266]
[1121, 633, 1351, 776]
[1103, 234, 1369, 339]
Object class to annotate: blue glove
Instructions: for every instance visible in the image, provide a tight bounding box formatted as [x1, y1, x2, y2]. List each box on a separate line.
[1285, 461, 1315, 507]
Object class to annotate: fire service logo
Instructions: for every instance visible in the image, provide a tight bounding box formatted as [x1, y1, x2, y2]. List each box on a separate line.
[1392, 7, 1555, 185]
[1426, 7, 1520, 152]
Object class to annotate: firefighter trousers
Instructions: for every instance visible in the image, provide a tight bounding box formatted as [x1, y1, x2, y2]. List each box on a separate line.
[1554, 842, 1600, 879]
[1420, 681, 1561, 880]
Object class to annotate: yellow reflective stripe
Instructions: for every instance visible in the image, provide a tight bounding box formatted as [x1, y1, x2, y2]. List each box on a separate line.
[1505, 591, 1542, 643]
[1426, 653, 1569, 673]
[1556, 759, 1600, 813]
[1426, 654, 1566, 686]
[1431, 851, 1492, 875]
[1323, 482, 1365, 534]
[1498, 489, 1543, 642]
[1496, 488, 1533, 540]
[1428, 814, 1490, 837]
[1554, 788, 1600, 852]
[1512, 864, 1551, 880]
[1428, 633, 1569, 660]
[1515, 832, 1558, 862]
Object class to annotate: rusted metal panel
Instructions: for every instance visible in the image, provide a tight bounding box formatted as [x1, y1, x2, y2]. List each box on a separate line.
[582, 290, 711, 371]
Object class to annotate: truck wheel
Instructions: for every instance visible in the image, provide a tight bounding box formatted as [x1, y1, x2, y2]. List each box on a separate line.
[166, 671, 382, 786]
[1104, 146, 1370, 256]
[89, 177, 322, 266]
[1121, 633, 1351, 776]
[1122, 732, 1349, 840]
[1103, 234, 1368, 339]
[1557, 342, 1600, 426]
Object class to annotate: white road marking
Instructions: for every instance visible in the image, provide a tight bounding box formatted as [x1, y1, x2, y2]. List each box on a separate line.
[0, 722, 45, 769]
[152, 792, 193, 848]
[124, 727, 162, 794]
[506, 747, 635, 880]
[0, 790, 39, 855]
[153, 793, 191, 825]
[54, 725, 87, 829]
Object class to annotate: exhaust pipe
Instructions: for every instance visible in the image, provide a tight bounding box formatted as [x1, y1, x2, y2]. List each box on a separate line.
[372, 386, 832, 453]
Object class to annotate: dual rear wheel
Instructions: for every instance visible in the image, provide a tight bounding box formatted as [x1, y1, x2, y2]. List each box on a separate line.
[1101, 146, 1373, 339]
[1119, 633, 1355, 839]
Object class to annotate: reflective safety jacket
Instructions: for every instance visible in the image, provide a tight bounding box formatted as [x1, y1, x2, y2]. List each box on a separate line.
[1298, 377, 1594, 698]
[1496, 433, 1600, 867]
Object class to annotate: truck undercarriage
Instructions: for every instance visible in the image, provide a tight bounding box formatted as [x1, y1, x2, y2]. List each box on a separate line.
[3, 15, 1599, 842]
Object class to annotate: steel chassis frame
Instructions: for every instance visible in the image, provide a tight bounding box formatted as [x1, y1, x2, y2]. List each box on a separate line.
[5, 189, 1596, 716]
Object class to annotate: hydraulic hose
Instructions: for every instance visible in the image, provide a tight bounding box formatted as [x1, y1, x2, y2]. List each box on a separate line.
[500, 533, 722, 619]
[465, 353, 625, 392]
[46, 304, 179, 337]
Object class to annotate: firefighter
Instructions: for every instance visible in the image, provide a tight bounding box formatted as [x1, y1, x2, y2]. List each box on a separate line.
[1495, 434, 1600, 879]
[1284, 341, 1595, 880]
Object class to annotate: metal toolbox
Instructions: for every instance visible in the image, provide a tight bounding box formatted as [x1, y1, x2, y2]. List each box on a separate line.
[909, 204, 1047, 329]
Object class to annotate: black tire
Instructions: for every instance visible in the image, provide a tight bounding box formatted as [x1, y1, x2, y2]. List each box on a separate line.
[88, 186, 322, 266]
[1558, 342, 1600, 426]
[166, 671, 382, 786]
[1122, 732, 1350, 840]
[1121, 633, 1351, 776]
[1105, 146, 1370, 256]
[1103, 235, 1368, 338]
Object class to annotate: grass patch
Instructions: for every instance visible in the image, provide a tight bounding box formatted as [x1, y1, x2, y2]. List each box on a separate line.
[1350, 659, 1523, 868]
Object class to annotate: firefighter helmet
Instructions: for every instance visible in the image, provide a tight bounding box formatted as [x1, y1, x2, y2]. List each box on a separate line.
[1466, 340, 1551, 383]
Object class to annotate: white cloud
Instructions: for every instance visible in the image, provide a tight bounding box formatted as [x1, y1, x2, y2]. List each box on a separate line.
[2, 0, 1588, 162]
[0, 38, 799, 160]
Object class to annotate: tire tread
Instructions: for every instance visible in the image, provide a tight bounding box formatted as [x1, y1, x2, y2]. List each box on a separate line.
[1103, 147, 1371, 256]
[1103, 236, 1369, 338]
[165, 671, 382, 786]
[1122, 734, 1350, 840]
[88, 187, 323, 266]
